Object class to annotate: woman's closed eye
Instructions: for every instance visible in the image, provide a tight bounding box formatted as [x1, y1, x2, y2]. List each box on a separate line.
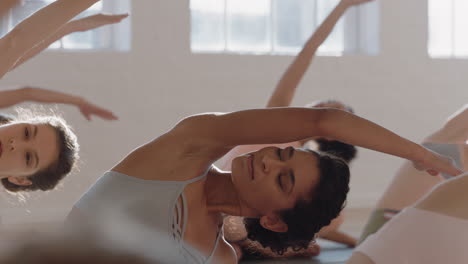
[277, 173, 293, 194]
[276, 148, 292, 193]
[25, 152, 31, 166]
[24, 127, 30, 140]
[277, 173, 285, 191]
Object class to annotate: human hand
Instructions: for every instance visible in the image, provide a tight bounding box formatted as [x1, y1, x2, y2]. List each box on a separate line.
[309, 101, 348, 111]
[77, 100, 118, 121]
[70, 13, 129, 33]
[412, 147, 463, 177]
[341, 0, 375, 7]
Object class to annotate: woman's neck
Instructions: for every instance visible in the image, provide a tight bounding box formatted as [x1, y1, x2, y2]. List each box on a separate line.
[204, 168, 257, 218]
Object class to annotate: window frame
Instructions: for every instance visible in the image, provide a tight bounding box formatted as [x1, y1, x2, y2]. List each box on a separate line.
[0, 0, 131, 52]
[190, 0, 379, 56]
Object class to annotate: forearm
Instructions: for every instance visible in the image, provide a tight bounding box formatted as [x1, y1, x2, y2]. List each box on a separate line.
[266, 1, 349, 107]
[0, 88, 28, 108]
[10, 23, 74, 72]
[319, 109, 423, 161]
[22, 87, 83, 106]
[181, 107, 420, 160]
[0, 0, 99, 77]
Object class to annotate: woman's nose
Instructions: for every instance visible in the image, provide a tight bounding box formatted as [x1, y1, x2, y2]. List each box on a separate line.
[262, 156, 285, 173]
[8, 139, 15, 151]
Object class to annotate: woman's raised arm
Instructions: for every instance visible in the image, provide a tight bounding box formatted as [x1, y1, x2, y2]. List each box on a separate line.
[0, 87, 117, 120]
[0, 0, 100, 78]
[266, 0, 374, 107]
[176, 107, 462, 176]
[9, 13, 128, 72]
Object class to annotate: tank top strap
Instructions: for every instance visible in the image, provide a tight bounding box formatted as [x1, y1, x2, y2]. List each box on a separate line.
[205, 224, 224, 263]
[182, 166, 212, 185]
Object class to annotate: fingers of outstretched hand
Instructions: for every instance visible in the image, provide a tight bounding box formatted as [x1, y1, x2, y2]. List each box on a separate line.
[113, 13, 129, 21]
[101, 111, 118, 120]
[344, 0, 375, 6]
[99, 13, 129, 23]
[83, 112, 91, 121]
[93, 107, 118, 120]
[413, 153, 463, 177]
[428, 156, 463, 177]
[433, 154, 463, 176]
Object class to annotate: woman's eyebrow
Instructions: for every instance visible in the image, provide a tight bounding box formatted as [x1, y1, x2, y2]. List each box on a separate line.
[289, 147, 295, 159]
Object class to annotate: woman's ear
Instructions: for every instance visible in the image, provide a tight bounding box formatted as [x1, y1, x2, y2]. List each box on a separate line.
[7, 176, 32, 186]
[259, 214, 288, 233]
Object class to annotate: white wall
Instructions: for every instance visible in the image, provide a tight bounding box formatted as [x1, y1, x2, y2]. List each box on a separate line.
[1, 0, 467, 224]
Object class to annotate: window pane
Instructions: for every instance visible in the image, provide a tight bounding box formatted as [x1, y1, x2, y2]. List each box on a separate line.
[273, 0, 315, 53]
[454, 0, 468, 57]
[48, 40, 62, 49]
[316, 0, 343, 54]
[62, 8, 102, 50]
[226, 0, 270, 52]
[189, 0, 376, 55]
[428, 0, 452, 57]
[62, 32, 94, 50]
[11, 1, 48, 26]
[190, 0, 224, 52]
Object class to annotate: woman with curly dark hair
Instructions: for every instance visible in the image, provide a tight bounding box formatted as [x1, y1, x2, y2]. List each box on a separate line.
[220, 0, 370, 259]
[67, 102, 460, 263]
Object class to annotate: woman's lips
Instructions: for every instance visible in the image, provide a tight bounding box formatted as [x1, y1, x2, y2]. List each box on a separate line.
[248, 154, 255, 180]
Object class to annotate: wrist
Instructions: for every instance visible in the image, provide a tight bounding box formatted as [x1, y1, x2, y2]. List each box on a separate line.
[410, 143, 428, 162]
[338, 0, 351, 9]
[73, 96, 86, 107]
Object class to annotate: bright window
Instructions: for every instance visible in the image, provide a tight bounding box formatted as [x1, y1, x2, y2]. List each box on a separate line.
[428, 0, 468, 58]
[190, 0, 379, 56]
[0, 0, 131, 51]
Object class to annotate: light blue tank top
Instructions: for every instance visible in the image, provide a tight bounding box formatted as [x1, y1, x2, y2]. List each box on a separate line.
[74, 168, 222, 264]
[422, 143, 463, 179]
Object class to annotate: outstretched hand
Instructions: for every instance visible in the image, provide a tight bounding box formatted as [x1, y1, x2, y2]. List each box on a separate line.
[78, 100, 118, 121]
[412, 148, 463, 177]
[71, 13, 129, 32]
[341, 0, 375, 7]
